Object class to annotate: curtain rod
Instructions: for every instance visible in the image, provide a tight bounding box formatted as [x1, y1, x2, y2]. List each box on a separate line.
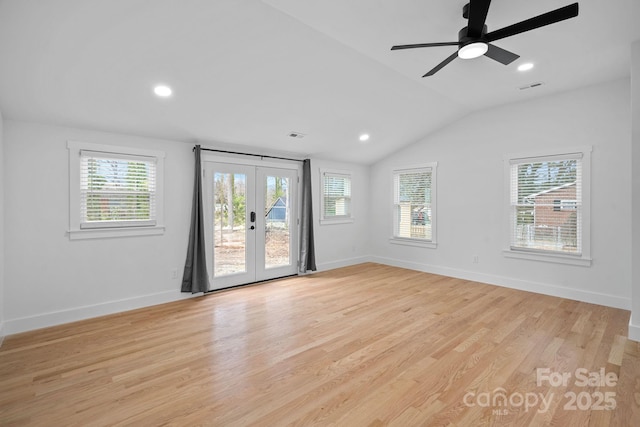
[194, 146, 304, 163]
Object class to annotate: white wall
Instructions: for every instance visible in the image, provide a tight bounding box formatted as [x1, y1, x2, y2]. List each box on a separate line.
[2, 78, 633, 335]
[0, 111, 5, 344]
[2, 121, 372, 334]
[631, 40, 640, 341]
[310, 159, 370, 270]
[370, 79, 632, 309]
[3, 121, 197, 334]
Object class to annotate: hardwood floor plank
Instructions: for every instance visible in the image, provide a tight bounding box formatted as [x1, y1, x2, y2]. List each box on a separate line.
[1, 263, 638, 426]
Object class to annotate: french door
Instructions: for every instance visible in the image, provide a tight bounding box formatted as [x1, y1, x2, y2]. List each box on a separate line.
[203, 161, 299, 290]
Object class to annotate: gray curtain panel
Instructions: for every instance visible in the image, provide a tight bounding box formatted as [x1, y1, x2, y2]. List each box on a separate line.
[181, 145, 211, 293]
[299, 159, 317, 273]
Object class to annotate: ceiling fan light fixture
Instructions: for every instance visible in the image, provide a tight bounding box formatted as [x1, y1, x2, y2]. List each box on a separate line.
[458, 42, 488, 60]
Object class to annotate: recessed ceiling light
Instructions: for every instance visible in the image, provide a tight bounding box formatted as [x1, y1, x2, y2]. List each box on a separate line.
[359, 134, 370, 142]
[458, 42, 488, 60]
[517, 63, 534, 72]
[153, 85, 172, 97]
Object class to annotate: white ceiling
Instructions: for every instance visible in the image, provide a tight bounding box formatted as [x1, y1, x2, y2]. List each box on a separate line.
[0, 0, 637, 164]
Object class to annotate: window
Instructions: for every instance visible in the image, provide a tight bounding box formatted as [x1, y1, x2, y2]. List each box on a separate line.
[391, 163, 437, 248]
[505, 147, 591, 266]
[320, 169, 352, 224]
[68, 141, 165, 239]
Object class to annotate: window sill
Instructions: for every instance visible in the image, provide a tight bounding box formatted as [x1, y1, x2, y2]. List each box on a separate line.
[68, 225, 165, 240]
[320, 218, 355, 226]
[389, 237, 437, 249]
[503, 249, 591, 267]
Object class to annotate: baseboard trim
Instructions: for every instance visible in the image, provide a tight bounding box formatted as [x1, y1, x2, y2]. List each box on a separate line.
[316, 255, 372, 272]
[4, 257, 630, 335]
[4, 290, 200, 335]
[629, 316, 640, 342]
[370, 256, 630, 310]
[5, 256, 372, 336]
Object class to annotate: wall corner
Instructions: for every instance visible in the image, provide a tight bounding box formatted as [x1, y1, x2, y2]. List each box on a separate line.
[631, 39, 640, 342]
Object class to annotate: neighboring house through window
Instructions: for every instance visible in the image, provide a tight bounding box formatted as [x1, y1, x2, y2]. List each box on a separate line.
[505, 147, 591, 266]
[68, 141, 165, 239]
[391, 163, 437, 248]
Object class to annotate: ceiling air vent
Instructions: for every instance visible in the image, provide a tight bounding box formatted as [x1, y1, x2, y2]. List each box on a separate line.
[288, 131, 306, 139]
[519, 82, 544, 91]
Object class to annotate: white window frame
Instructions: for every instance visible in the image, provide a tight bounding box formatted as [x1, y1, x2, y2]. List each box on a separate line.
[320, 168, 354, 225]
[68, 141, 165, 240]
[389, 162, 437, 249]
[503, 146, 591, 266]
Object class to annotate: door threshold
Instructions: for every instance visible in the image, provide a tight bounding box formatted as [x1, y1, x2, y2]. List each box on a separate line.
[206, 274, 298, 294]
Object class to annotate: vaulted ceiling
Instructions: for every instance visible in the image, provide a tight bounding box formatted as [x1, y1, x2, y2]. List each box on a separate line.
[0, 0, 637, 164]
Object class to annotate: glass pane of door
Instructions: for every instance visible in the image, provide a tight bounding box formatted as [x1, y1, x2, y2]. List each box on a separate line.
[213, 171, 247, 277]
[256, 167, 297, 282]
[264, 174, 291, 269]
[204, 162, 296, 289]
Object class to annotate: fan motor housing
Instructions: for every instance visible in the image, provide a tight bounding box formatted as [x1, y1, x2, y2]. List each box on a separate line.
[458, 25, 487, 47]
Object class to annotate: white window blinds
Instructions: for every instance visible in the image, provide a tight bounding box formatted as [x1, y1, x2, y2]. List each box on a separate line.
[322, 172, 351, 219]
[80, 150, 157, 229]
[509, 154, 582, 254]
[393, 167, 433, 241]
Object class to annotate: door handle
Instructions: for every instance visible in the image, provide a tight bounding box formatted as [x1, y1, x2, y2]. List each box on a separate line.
[250, 211, 256, 222]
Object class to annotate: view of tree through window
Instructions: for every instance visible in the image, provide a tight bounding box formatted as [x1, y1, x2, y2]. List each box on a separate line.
[265, 175, 290, 269]
[265, 176, 288, 216]
[213, 172, 247, 276]
[81, 154, 156, 226]
[214, 173, 246, 228]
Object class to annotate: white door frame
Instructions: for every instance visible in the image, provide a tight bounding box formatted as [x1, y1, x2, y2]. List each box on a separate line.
[202, 154, 301, 290]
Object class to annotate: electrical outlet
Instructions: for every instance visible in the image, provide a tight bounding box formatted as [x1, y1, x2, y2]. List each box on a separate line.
[472, 255, 479, 264]
[171, 268, 179, 279]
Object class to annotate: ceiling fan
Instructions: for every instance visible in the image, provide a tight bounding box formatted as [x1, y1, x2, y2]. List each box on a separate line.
[391, 0, 579, 77]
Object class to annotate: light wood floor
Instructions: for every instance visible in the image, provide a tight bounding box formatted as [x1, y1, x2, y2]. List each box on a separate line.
[1, 263, 639, 426]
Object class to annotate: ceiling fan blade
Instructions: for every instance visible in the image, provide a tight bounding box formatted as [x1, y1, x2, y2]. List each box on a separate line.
[391, 42, 459, 51]
[423, 51, 459, 77]
[467, 0, 492, 38]
[485, 3, 579, 43]
[484, 44, 520, 65]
